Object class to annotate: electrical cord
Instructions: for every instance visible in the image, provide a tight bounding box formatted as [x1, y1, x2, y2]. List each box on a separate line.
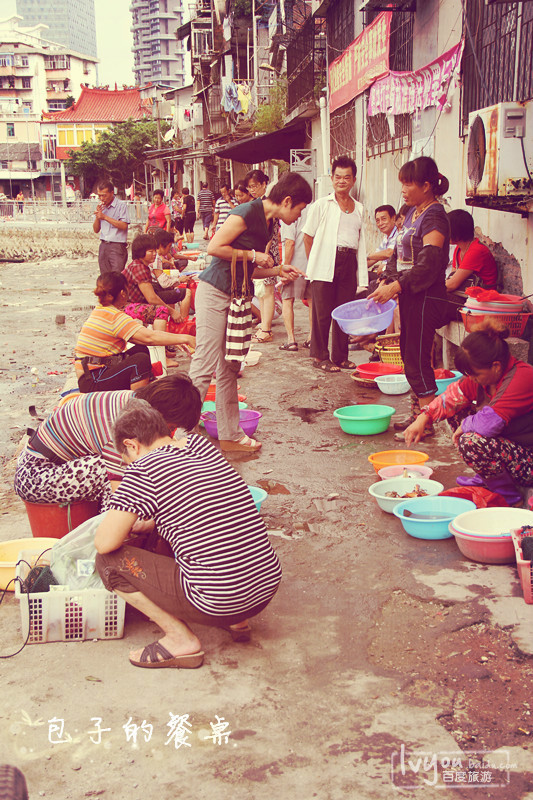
[0, 547, 54, 659]
[520, 136, 533, 183]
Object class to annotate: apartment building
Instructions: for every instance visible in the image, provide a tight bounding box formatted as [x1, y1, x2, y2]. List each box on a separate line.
[15, 0, 98, 59]
[130, 0, 188, 90]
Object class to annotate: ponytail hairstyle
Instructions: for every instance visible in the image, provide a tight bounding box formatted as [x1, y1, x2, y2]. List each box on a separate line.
[454, 319, 511, 375]
[398, 156, 449, 197]
[94, 272, 127, 306]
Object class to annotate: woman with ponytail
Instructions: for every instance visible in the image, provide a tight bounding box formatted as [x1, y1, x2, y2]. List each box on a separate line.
[370, 157, 451, 438]
[403, 320, 533, 505]
[75, 272, 195, 392]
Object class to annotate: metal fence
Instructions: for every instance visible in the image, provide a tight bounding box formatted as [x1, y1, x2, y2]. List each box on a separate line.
[0, 199, 149, 225]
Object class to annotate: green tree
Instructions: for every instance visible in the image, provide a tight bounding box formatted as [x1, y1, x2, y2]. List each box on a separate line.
[252, 79, 287, 133]
[67, 119, 162, 194]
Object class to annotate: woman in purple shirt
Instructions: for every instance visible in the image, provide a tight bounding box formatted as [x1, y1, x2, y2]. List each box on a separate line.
[370, 157, 451, 438]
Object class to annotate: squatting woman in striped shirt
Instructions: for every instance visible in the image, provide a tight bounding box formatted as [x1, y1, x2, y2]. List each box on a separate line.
[95, 396, 282, 669]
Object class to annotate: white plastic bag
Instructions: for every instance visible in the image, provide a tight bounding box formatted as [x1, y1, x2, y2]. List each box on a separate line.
[49, 512, 106, 590]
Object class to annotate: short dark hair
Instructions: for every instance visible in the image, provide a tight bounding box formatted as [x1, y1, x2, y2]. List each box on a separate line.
[220, 183, 230, 192]
[131, 234, 156, 260]
[234, 182, 251, 196]
[448, 209, 475, 242]
[113, 399, 169, 454]
[267, 171, 312, 206]
[182, 187, 189, 195]
[375, 205, 396, 218]
[152, 189, 164, 199]
[94, 272, 127, 305]
[397, 204, 410, 218]
[245, 169, 269, 186]
[97, 180, 114, 193]
[136, 373, 201, 431]
[332, 156, 357, 177]
[154, 228, 174, 248]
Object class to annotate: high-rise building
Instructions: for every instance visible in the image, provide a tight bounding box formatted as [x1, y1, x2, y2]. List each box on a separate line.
[130, 0, 187, 89]
[15, 0, 98, 59]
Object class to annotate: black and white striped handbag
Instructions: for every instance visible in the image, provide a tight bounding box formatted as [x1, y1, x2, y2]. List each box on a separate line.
[225, 250, 253, 365]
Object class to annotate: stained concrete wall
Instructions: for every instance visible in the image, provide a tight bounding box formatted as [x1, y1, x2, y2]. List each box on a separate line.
[0, 223, 145, 261]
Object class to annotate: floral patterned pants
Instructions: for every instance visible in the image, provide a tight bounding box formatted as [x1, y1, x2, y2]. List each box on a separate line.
[458, 432, 533, 486]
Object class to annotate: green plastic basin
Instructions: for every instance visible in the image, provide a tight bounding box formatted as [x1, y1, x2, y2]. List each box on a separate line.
[333, 404, 395, 435]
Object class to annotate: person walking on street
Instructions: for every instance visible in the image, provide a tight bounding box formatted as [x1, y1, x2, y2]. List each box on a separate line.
[181, 188, 196, 243]
[197, 182, 215, 240]
[93, 180, 130, 274]
[145, 189, 171, 232]
[211, 184, 236, 233]
[279, 206, 311, 351]
[303, 156, 368, 373]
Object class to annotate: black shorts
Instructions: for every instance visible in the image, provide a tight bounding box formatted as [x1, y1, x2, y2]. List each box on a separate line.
[183, 212, 196, 233]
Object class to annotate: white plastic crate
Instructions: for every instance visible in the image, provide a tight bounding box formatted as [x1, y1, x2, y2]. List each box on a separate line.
[15, 548, 125, 644]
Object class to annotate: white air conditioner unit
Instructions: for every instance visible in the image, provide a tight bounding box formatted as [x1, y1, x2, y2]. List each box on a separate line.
[466, 102, 533, 197]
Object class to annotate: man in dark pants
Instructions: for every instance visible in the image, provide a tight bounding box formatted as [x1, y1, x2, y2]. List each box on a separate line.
[302, 156, 368, 373]
[93, 180, 130, 274]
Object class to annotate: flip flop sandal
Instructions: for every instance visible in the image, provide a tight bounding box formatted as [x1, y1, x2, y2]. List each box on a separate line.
[302, 339, 311, 348]
[129, 641, 204, 669]
[219, 435, 262, 452]
[336, 360, 356, 370]
[279, 342, 298, 351]
[251, 330, 273, 343]
[313, 359, 340, 373]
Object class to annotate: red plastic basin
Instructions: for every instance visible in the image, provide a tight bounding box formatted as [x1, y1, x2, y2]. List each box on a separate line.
[23, 500, 99, 539]
[356, 362, 403, 380]
[449, 523, 515, 564]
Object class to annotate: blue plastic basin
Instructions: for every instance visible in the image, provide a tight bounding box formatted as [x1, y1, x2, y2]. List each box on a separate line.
[393, 496, 477, 540]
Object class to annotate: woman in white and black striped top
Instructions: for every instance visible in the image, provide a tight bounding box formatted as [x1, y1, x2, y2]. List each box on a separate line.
[95, 394, 282, 670]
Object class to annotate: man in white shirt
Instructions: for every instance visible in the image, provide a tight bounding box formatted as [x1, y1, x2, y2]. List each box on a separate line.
[303, 156, 368, 373]
[367, 205, 398, 275]
[279, 206, 311, 351]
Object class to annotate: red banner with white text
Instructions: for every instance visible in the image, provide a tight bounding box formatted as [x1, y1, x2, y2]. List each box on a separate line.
[328, 12, 392, 114]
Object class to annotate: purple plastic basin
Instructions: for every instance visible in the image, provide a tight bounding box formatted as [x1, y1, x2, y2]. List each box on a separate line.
[200, 409, 262, 439]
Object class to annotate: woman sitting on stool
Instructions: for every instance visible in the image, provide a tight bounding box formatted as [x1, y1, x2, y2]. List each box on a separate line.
[75, 272, 194, 392]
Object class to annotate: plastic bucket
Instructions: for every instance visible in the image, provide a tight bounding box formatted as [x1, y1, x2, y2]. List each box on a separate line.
[23, 500, 99, 539]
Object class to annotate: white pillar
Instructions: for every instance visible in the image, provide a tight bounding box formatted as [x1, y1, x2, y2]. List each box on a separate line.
[60, 161, 67, 207]
[319, 96, 330, 174]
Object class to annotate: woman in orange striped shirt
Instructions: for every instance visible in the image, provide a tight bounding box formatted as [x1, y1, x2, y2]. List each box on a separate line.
[75, 273, 195, 393]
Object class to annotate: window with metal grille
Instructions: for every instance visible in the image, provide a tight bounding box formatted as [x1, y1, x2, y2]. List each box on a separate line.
[327, 0, 355, 66]
[461, 1, 533, 135]
[365, 11, 413, 156]
[330, 98, 356, 162]
[327, 0, 355, 162]
[287, 15, 326, 114]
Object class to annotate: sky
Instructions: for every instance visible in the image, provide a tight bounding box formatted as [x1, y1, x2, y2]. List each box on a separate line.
[6, 0, 135, 86]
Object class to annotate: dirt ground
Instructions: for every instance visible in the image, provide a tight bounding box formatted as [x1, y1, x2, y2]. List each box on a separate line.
[0, 247, 533, 799]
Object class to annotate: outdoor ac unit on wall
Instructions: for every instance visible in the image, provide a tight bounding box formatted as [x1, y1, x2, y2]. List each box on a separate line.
[466, 102, 533, 197]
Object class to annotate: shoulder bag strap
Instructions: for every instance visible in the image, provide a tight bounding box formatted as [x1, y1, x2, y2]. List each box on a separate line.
[241, 250, 249, 298]
[229, 249, 238, 297]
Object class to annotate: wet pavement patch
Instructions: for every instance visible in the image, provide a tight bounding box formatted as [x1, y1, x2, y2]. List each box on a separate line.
[287, 406, 327, 423]
[368, 590, 533, 751]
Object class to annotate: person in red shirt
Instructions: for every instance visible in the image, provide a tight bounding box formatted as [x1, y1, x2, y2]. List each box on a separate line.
[446, 210, 498, 292]
[145, 189, 171, 232]
[404, 320, 533, 505]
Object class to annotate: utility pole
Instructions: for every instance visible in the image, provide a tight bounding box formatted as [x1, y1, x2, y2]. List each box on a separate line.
[252, 0, 259, 106]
